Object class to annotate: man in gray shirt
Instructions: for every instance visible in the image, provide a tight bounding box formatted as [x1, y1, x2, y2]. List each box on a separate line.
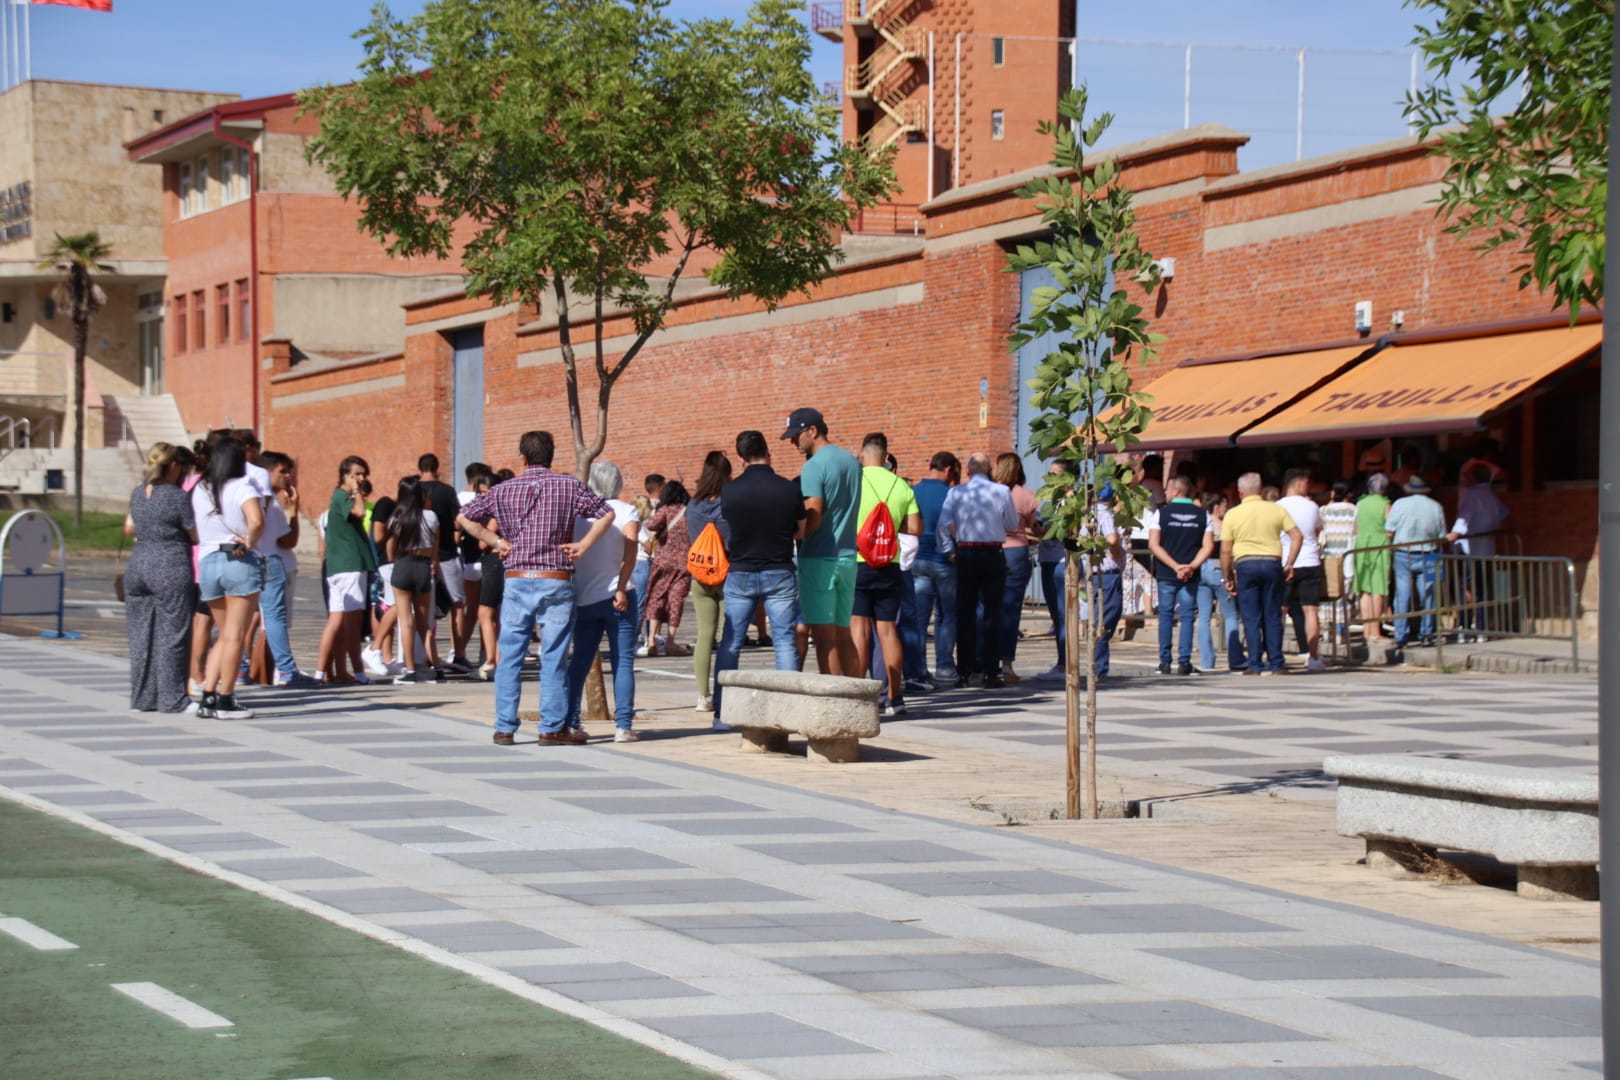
[1385, 474, 1447, 648]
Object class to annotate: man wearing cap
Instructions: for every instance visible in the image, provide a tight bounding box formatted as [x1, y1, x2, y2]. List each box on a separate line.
[937, 452, 1019, 688]
[782, 407, 863, 676]
[1385, 474, 1447, 649]
[457, 430, 617, 746]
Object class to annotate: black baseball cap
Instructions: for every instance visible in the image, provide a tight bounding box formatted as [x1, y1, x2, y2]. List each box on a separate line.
[780, 407, 825, 440]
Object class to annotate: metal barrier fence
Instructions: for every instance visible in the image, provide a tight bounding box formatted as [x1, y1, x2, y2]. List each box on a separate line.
[1327, 536, 1579, 668]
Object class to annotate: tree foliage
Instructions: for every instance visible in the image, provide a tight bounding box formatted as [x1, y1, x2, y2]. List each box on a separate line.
[300, 0, 894, 474]
[1007, 88, 1161, 819]
[38, 230, 112, 528]
[1404, 0, 1612, 317]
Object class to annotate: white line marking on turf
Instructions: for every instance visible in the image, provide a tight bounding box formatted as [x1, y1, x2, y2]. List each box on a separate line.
[0, 916, 78, 951]
[110, 982, 234, 1029]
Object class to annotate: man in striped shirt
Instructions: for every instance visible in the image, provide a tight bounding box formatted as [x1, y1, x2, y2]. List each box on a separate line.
[458, 431, 616, 746]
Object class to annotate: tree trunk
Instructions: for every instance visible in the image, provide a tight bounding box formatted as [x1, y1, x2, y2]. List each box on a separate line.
[1084, 561, 1099, 820]
[1063, 551, 1082, 819]
[72, 302, 87, 530]
[583, 653, 610, 724]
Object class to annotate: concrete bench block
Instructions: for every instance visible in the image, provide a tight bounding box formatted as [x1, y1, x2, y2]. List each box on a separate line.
[716, 670, 881, 764]
[1325, 754, 1598, 901]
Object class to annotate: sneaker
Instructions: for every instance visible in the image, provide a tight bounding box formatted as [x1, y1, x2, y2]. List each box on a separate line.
[385, 660, 406, 677]
[711, 718, 732, 732]
[180, 700, 201, 716]
[1157, 662, 1173, 675]
[999, 665, 1021, 684]
[447, 657, 473, 675]
[1177, 661, 1194, 676]
[361, 648, 390, 677]
[214, 693, 254, 720]
[476, 662, 495, 681]
[238, 656, 252, 679]
[395, 670, 421, 685]
[634, 644, 653, 658]
[903, 675, 936, 694]
[273, 670, 317, 687]
[883, 699, 907, 718]
[613, 729, 640, 742]
[196, 691, 218, 719]
[311, 671, 329, 685]
[352, 672, 372, 685]
[187, 678, 202, 699]
[1305, 657, 1327, 673]
[696, 695, 714, 712]
[1036, 664, 1066, 682]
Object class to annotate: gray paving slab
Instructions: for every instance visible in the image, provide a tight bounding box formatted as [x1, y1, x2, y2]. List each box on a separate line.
[219, 781, 426, 800]
[1149, 945, 1498, 981]
[488, 776, 675, 792]
[165, 765, 358, 781]
[990, 904, 1285, 935]
[655, 816, 870, 836]
[778, 952, 1106, 991]
[857, 870, 1124, 896]
[87, 808, 219, 828]
[933, 1001, 1316, 1047]
[298, 887, 461, 914]
[113, 750, 292, 765]
[746, 840, 989, 865]
[645, 913, 941, 944]
[152, 831, 286, 853]
[215, 856, 369, 880]
[288, 799, 500, 821]
[418, 759, 604, 774]
[555, 795, 766, 815]
[1335, 994, 1599, 1037]
[71, 736, 241, 751]
[447, 848, 688, 873]
[536, 877, 804, 906]
[1116, 1069, 1450, 1079]
[636, 1014, 871, 1057]
[403, 920, 570, 952]
[38, 789, 150, 806]
[356, 825, 483, 844]
[0, 771, 96, 788]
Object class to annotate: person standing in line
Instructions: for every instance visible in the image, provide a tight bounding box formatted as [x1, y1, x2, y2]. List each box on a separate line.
[1277, 468, 1328, 672]
[1035, 461, 1073, 683]
[851, 433, 921, 716]
[685, 451, 733, 712]
[457, 430, 616, 746]
[1220, 472, 1303, 675]
[714, 430, 807, 723]
[1147, 475, 1213, 675]
[125, 442, 198, 714]
[909, 451, 960, 687]
[191, 436, 265, 719]
[1085, 486, 1128, 682]
[384, 476, 445, 684]
[417, 453, 472, 674]
[1319, 480, 1358, 645]
[641, 480, 694, 657]
[316, 456, 376, 686]
[1352, 472, 1394, 642]
[937, 452, 1018, 688]
[456, 461, 492, 664]
[1385, 473, 1448, 650]
[783, 407, 863, 676]
[255, 450, 311, 685]
[1445, 463, 1510, 638]
[563, 460, 643, 742]
[993, 453, 1040, 683]
[470, 475, 505, 680]
[1195, 492, 1247, 672]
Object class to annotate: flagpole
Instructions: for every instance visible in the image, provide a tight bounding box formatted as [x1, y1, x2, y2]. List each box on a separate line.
[9, 0, 19, 89]
[1, 0, 9, 91]
[22, 0, 30, 82]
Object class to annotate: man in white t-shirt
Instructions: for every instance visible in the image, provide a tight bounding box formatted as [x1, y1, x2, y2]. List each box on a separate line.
[1277, 468, 1326, 672]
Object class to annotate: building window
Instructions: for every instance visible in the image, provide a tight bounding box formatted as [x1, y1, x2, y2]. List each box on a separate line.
[194, 154, 211, 213]
[990, 109, 1005, 140]
[136, 292, 164, 395]
[219, 146, 250, 204]
[178, 162, 193, 218]
[992, 37, 1005, 66]
[174, 295, 187, 355]
[216, 284, 230, 345]
[192, 290, 206, 350]
[236, 279, 250, 341]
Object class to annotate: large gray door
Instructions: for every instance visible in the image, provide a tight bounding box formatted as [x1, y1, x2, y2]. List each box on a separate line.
[451, 327, 484, 481]
[1015, 264, 1062, 487]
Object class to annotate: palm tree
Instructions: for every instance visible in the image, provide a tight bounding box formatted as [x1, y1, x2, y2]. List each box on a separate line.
[38, 231, 113, 528]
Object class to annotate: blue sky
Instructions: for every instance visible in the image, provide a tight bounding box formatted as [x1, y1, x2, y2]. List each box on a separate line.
[13, 0, 1436, 169]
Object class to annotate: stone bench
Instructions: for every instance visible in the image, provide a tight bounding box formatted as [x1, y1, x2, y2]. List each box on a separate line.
[1323, 754, 1599, 901]
[716, 669, 881, 763]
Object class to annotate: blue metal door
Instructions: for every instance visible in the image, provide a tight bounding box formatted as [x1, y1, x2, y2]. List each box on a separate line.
[451, 327, 484, 481]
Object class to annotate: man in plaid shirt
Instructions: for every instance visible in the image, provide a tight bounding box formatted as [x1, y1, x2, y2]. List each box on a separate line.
[458, 431, 616, 745]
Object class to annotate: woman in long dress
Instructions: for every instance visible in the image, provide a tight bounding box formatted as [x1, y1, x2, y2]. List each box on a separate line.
[1352, 472, 1393, 641]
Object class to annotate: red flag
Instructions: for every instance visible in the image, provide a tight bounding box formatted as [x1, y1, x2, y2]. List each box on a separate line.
[33, 0, 114, 11]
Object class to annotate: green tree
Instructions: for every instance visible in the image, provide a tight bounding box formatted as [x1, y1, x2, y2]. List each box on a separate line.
[1008, 89, 1162, 820]
[1404, 0, 1612, 317]
[301, 0, 894, 475]
[38, 231, 112, 528]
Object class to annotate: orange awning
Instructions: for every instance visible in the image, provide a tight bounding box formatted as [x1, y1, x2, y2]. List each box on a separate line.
[1128, 345, 1373, 451]
[1237, 322, 1603, 446]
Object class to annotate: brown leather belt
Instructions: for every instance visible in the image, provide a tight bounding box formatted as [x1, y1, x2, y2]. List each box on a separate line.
[505, 569, 572, 580]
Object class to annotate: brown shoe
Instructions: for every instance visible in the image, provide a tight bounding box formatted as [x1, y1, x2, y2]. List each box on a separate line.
[560, 727, 590, 744]
[537, 731, 566, 744]
[492, 731, 515, 746]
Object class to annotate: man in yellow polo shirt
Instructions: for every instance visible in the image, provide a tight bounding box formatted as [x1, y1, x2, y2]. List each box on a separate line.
[1220, 473, 1304, 675]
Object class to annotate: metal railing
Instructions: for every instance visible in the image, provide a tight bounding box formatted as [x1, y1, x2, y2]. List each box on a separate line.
[1326, 535, 1579, 668]
[0, 416, 31, 449]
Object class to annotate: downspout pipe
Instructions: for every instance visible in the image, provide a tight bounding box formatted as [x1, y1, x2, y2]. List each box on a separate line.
[211, 114, 261, 435]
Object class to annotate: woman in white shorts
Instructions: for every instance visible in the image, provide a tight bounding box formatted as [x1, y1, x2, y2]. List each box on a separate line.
[191, 436, 264, 720]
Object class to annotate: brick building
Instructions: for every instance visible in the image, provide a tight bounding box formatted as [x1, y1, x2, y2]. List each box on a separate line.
[125, 92, 465, 438]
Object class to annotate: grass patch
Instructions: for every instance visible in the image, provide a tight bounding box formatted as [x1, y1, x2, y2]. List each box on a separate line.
[0, 508, 127, 555]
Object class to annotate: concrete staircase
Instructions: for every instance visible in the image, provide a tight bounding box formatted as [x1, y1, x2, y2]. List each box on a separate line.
[0, 446, 146, 514]
[103, 394, 191, 454]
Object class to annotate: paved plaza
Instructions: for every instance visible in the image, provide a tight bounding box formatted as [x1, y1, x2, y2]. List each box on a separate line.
[0, 625, 1602, 1079]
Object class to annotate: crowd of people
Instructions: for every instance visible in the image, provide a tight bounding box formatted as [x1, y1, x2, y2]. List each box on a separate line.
[121, 414, 1510, 738]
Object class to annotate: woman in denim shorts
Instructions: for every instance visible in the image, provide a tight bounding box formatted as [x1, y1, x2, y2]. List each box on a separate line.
[190, 436, 265, 720]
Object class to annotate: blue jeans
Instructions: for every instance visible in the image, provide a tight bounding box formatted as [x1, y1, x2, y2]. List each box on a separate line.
[1040, 558, 1066, 666]
[1393, 549, 1438, 643]
[631, 560, 651, 629]
[1091, 570, 1123, 676]
[1000, 546, 1033, 661]
[911, 558, 958, 679]
[259, 555, 299, 677]
[566, 595, 637, 729]
[1235, 558, 1285, 672]
[1156, 577, 1198, 666]
[494, 577, 575, 735]
[715, 568, 800, 711]
[898, 568, 926, 681]
[1197, 560, 1246, 671]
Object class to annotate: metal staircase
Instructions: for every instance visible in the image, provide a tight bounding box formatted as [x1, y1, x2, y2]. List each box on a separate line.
[843, 0, 927, 146]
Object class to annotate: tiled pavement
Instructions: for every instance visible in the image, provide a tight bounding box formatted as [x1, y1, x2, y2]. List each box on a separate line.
[0, 637, 1600, 1079]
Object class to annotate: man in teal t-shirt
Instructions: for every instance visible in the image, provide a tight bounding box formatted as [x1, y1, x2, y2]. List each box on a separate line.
[781, 407, 861, 676]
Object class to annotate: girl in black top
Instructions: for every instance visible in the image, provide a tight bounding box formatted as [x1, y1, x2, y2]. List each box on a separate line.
[385, 476, 444, 683]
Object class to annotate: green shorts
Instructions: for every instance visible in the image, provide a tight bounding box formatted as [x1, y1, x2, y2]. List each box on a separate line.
[798, 554, 857, 628]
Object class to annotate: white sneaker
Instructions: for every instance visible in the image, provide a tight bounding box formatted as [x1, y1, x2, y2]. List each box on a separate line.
[1305, 657, 1327, 673]
[883, 700, 907, 718]
[361, 648, 390, 677]
[613, 729, 640, 742]
[634, 644, 652, 658]
[711, 718, 732, 732]
[386, 660, 406, 677]
[180, 700, 201, 716]
[696, 695, 714, 712]
[1036, 664, 1066, 682]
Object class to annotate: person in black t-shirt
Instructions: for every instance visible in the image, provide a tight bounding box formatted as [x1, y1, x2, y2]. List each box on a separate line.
[1147, 476, 1213, 675]
[417, 453, 471, 673]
